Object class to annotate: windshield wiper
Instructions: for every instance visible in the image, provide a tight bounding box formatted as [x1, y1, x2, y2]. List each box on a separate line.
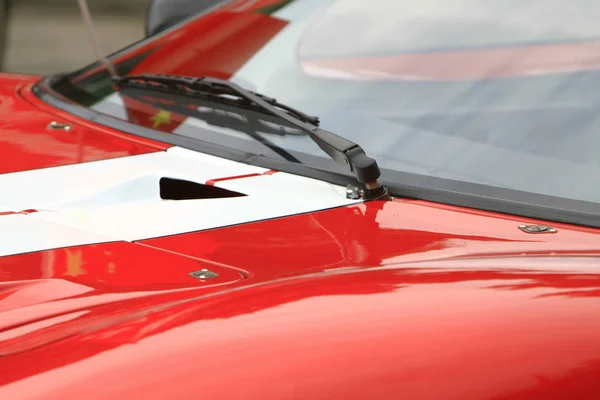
[113, 74, 389, 200]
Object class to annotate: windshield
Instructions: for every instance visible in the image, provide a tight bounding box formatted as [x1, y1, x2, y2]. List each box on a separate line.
[50, 0, 600, 213]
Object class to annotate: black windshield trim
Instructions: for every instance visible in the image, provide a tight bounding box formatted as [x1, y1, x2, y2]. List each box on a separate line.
[34, 76, 600, 229]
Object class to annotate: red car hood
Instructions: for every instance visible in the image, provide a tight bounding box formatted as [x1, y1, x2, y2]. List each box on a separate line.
[2, 200, 600, 400]
[2, 75, 600, 399]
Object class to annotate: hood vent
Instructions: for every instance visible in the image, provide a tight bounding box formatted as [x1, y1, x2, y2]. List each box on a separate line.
[159, 178, 246, 201]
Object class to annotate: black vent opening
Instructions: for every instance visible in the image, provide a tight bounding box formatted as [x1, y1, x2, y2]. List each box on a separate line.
[159, 178, 246, 200]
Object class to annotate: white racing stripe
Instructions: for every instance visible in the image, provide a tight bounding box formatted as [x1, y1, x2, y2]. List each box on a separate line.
[0, 147, 267, 210]
[0, 147, 358, 256]
[0, 214, 114, 257]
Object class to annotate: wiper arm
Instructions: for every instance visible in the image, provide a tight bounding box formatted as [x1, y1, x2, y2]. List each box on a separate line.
[113, 74, 389, 200]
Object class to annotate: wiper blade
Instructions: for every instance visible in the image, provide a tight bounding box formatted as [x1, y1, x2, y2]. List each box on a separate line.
[114, 74, 389, 200]
[115, 74, 319, 125]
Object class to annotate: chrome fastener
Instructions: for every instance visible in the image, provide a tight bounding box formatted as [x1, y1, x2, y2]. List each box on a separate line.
[190, 269, 219, 280]
[47, 121, 73, 131]
[346, 185, 362, 200]
[518, 224, 558, 234]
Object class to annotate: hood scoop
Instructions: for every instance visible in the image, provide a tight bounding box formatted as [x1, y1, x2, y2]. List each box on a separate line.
[43, 174, 247, 210]
[159, 178, 245, 201]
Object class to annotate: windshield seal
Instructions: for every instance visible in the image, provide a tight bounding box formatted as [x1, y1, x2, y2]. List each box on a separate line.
[34, 75, 600, 229]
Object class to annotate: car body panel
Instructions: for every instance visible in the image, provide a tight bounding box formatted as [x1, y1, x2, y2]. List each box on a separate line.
[0, 75, 167, 175]
[0, 144, 357, 255]
[2, 5, 600, 397]
[1, 200, 600, 399]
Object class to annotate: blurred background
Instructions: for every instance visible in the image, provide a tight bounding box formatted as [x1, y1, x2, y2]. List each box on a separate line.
[2, 0, 150, 74]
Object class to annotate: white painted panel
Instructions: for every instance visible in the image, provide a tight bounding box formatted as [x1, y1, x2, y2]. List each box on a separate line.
[0, 146, 358, 252]
[31, 173, 357, 241]
[0, 214, 113, 257]
[0, 148, 266, 210]
[215, 171, 349, 198]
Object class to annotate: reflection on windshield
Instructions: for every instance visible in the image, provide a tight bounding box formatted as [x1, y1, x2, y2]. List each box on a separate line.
[300, 0, 600, 58]
[61, 0, 600, 206]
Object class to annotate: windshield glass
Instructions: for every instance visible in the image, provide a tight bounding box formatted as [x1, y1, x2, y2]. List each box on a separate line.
[51, 0, 600, 208]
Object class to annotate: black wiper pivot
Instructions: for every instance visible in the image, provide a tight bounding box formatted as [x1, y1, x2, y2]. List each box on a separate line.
[114, 74, 389, 200]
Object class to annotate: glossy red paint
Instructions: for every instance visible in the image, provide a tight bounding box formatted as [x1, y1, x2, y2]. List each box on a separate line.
[205, 169, 279, 185]
[0, 241, 245, 355]
[0, 75, 168, 175]
[17, 82, 170, 152]
[205, 172, 262, 186]
[2, 199, 600, 399]
[142, 198, 600, 278]
[0, 209, 37, 217]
